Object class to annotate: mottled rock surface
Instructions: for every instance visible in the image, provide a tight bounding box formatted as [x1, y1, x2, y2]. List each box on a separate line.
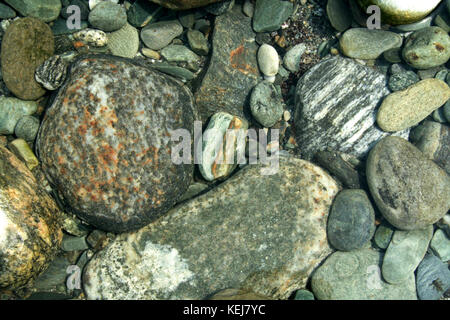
[0, 147, 62, 290]
[36, 55, 196, 233]
[83, 156, 339, 300]
[148, 0, 222, 10]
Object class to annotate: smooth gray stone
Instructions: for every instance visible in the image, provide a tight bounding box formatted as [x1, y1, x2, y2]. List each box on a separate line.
[390, 15, 432, 32]
[374, 222, 395, 250]
[430, 229, 450, 261]
[14, 116, 40, 142]
[150, 62, 195, 81]
[294, 289, 315, 300]
[0, 3, 16, 19]
[141, 20, 183, 51]
[252, 0, 293, 33]
[416, 253, 450, 300]
[88, 1, 127, 32]
[0, 97, 37, 135]
[326, 0, 352, 32]
[5, 0, 61, 22]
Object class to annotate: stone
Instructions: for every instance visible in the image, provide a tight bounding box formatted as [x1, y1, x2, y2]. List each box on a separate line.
[437, 214, 450, 237]
[311, 249, 417, 300]
[327, 189, 375, 251]
[187, 29, 209, 56]
[107, 23, 139, 59]
[435, 11, 450, 33]
[250, 81, 284, 127]
[205, 0, 234, 15]
[161, 45, 199, 64]
[377, 79, 450, 132]
[339, 28, 402, 60]
[150, 62, 195, 81]
[88, 1, 127, 32]
[366, 136, 450, 230]
[127, 0, 162, 28]
[294, 289, 315, 300]
[73, 29, 108, 47]
[417, 66, 446, 80]
[209, 288, 272, 300]
[8, 138, 39, 170]
[326, 0, 352, 32]
[61, 234, 89, 252]
[430, 229, 450, 261]
[243, 0, 254, 18]
[383, 47, 402, 63]
[36, 55, 197, 233]
[142, 48, 161, 60]
[198, 112, 248, 181]
[283, 43, 307, 73]
[416, 253, 450, 300]
[147, 0, 222, 10]
[178, 182, 209, 203]
[0, 146, 62, 290]
[89, 0, 119, 10]
[0, 3, 16, 19]
[356, 0, 442, 25]
[445, 100, 450, 122]
[382, 226, 433, 284]
[5, 0, 61, 22]
[61, 0, 90, 20]
[194, 7, 260, 121]
[1, 17, 54, 100]
[391, 15, 433, 32]
[403, 27, 450, 70]
[413, 121, 450, 174]
[433, 107, 447, 123]
[178, 11, 195, 29]
[374, 222, 395, 250]
[141, 20, 183, 51]
[14, 116, 40, 143]
[293, 56, 409, 161]
[0, 97, 38, 135]
[253, 0, 294, 33]
[30, 255, 72, 295]
[388, 71, 419, 92]
[51, 18, 88, 35]
[82, 156, 340, 299]
[35, 55, 68, 91]
[257, 44, 279, 77]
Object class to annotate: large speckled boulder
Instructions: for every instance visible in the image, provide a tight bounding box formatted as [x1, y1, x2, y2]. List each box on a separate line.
[36, 55, 197, 233]
[0, 146, 62, 291]
[83, 156, 340, 300]
[148, 0, 223, 10]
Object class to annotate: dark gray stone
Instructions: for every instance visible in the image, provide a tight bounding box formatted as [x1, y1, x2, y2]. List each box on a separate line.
[141, 20, 183, 51]
[417, 253, 450, 300]
[205, 0, 234, 15]
[326, 0, 352, 32]
[250, 81, 284, 127]
[61, 0, 89, 20]
[14, 116, 40, 142]
[373, 222, 395, 250]
[388, 71, 419, 91]
[88, 1, 127, 32]
[252, 0, 293, 33]
[35, 55, 68, 91]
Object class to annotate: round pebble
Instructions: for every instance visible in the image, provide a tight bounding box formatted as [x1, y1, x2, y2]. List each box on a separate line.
[88, 1, 127, 32]
[257, 44, 279, 77]
[14, 116, 40, 142]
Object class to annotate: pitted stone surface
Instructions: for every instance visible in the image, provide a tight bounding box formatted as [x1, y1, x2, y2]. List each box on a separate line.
[37, 55, 196, 233]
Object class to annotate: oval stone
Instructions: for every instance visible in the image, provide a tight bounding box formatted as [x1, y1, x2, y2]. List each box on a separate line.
[36, 55, 197, 233]
[148, 0, 222, 10]
[1, 17, 54, 100]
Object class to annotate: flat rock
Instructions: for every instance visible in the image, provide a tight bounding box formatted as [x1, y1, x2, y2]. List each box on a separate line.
[83, 156, 340, 300]
[293, 56, 409, 160]
[107, 23, 139, 59]
[148, 0, 222, 10]
[366, 136, 450, 230]
[36, 55, 197, 233]
[0, 97, 37, 135]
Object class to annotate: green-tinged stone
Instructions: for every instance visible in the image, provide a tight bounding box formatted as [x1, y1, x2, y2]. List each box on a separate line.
[250, 81, 284, 127]
[253, 0, 294, 33]
[8, 138, 39, 170]
[88, 1, 127, 32]
[161, 44, 199, 64]
[430, 229, 450, 261]
[150, 62, 195, 81]
[383, 48, 402, 63]
[61, 234, 89, 252]
[127, 0, 163, 28]
[5, 0, 61, 22]
[0, 3, 16, 19]
[51, 18, 88, 35]
[187, 29, 209, 56]
[0, 97, 38, 135]
[434, 11, 450, 33]
[14, 116, 40, 142]
[141, 20, 183, 51]
[294, 289, 315, 300]
[178, 11, 195, 29]
[388, 71, 419, 92]
[374, 223, 395, 250]
[326, 0, 352, 32]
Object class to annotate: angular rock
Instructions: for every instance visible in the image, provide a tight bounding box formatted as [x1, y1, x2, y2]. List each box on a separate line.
[252, 0, 293, 33]
[36, 55, 197, 233]
[187, 29, 209, 56]
[5, 0, 61, 22]
[311, 249, 417, 300]
[83, 156, 340, 300]
[35, 55, 68, 91]
[0, 146, 62, 290]
[367, 136, 450, 230]
[416, 253, 450, 300]
[141, 20, 183, 51]
[283, 43, 307, 73]
[194, 7, 260, 121]
[0, 97, 37, 135]
[293, 56, 409, 160]
[161, 45, 199, 64]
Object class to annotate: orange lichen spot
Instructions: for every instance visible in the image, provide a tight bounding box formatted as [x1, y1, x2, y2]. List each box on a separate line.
[73, 41, 86, 49]
[98, 144, 118, 166]
[57, 156, 65, 165]
[230, 45, 258, 75]
[77, 124, 87, 136]
[63, 97, 69, 105]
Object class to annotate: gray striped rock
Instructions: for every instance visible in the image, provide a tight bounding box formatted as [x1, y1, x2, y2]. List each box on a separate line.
[293, 56, 409, 160]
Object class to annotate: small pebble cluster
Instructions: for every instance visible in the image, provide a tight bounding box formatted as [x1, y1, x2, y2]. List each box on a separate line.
[0, 0, 448, 301]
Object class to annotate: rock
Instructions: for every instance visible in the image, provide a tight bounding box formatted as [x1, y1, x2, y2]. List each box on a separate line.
[252, 0, 293, 33]
[283, 43, 307, 73]
[416, 253, 450, 300]
[209, 289, 272, 300]
[61, 234, 89, 252]
[417, 66, 446, 80]
[430, 229, 450, 261]
[35, 55, 68, 91]
[51, 18, 89, 35]
[388, 71, 419, 92]
[83, 156, 340, 299]
[433, 107, 447, 123]
[73, 29, 108, 47]
[391, 15, 433, 32]
[150, 62, 195, 81]
[250, 81, 284, 127]
[377, 79, 450, 132]
[0, 97, 38, 135]
[5, 0, 61, 22]
[141, 20, 183, 51]
[403, 27, 450, 70]
[445, 100, 450, 122]
[61, 0, 90, 20]
[142, 48, 161, 60]
[382, 226, 433, 284]
[0, 3, 16, 19]
[14, 116, 40, 142]
[107, 23, 139, 59]
[30, 255, 72, 296]
[257, 44, 279, 77]
[374, 222, 395, 250]
[367, 136, 450, 230]
[293, 56, 409, 161]
[294, 289, 315, 300]
[435, 11, 450, 33]
[178, 11, 195, 29]
[437, 214, 450, 237]
[326, 0, 352, 32]
[243, 0, 254, 18]
[383, 47, 402, 63]
[160, 45, 199, 64]
[327, 189, 375, 251]
[311, 249, 417, 300]
[36, 55, 197, 233]
[8, 138, 39, 170]
[1, 17, 54, 100]
[127, 0, 162, 28]
[89, 0, 119, 10]
[187, 29, 209, 56]
[205, 0, 234, 15]
[194, 7, 260, 121]
[88, 1, 127, 32]
[356, 0, 442, 25]
[0, 146, 62, 290]
[148, 0, 222, 10]
[178, 182, 209, 202]
[198, 112, 248, 181]
[413, 121, 450, 174]
[339, 28, 402, 60]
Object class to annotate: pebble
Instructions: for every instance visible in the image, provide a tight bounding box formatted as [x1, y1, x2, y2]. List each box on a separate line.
[416, 253, 450, 300]
[5, 0, 61, 22]
[390, 15, 433, 32]
[377, 79, 450, 132]
[127, 0, 162, 28]
[205, 0, 234, 15]
[8, 138, 39, 170]
[403, 27, 450, 70]
[61, 0, 89, 20]
[61, 234, 89, 252]
[160, 44, 199, 64]
[150, 62, 194, 81]
[149, 0, 221, 10]
[432, 107, 447, 123]
[417, 66, 445, 80]
[186, 29, 209, 56]
[326, 0, 352, 32]
[388, 71, 419, 92]
[257, 44, 279, 77]
[252, 0, 294, 33]
[35, 55, 68, 91]
[209, 289, 272, 300]
[294, 290, 315, 300]
[142, 47, 161, 60]
[141, 20, 183, 51]
[1, 17, 54, 100]
[14, 116, 40, 142]
[283, 43, 306, 73]
[0, 3, 16, 19]
[430, 229, 450, 261]
[89, 0, 119, 10]
[107, 23, 139, 58]
[437, 214, 450, 237]
[339, 28, 403, 60]
[434, 11, 450, 33]
[382, 226, 433, 285]
[243, 0, 254, 17]
[374, 222, 395, 250]
[383, 47, 402, 63]
[73, 29, 108, 47]
[327, 189, 375, 251]
[88, 1, 127, 32]
[366, 136, 450, 230]
[178, 11, 195, 29]
[250, 81, 284, 127]
[0, 96, 38, 135]
[444, 100, 450, 122]
[199, 112, 248, 181]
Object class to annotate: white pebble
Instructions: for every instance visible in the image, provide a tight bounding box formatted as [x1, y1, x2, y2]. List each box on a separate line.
[73, 28, 108, 47]
[258, 44, 279, 77]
